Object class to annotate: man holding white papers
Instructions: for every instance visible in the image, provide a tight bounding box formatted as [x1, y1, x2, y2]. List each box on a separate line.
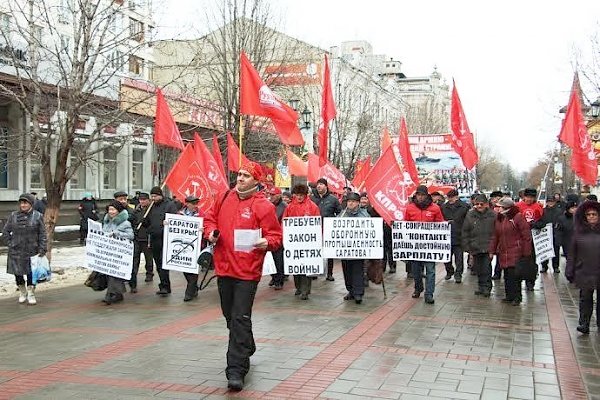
[204, 161, 282, 392]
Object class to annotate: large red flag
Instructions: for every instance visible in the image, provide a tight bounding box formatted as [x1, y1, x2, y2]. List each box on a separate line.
[287, 149, 308, 177]
[381, 127, 392, 153]
[450, 81, 478, 170]
[154, 88, 184, 150]
[212, 134, 226, 179]
[164, 144, 214, 210]
[239, 52, 304, 146]
[558, 73, 598, 186]
[318, 54, 336, 166]
[319, 161, 347, 194]
[364, 146, 416, 225]
[227, 132, 251, 172]
[194, 133, 228, 192]
[351, 156, 371, 190]
[307, 153, 321, 183]
[397, 117, 419, 185]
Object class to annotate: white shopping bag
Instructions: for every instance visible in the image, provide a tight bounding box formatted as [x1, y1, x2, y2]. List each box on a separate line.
[262, 251, 277, 276]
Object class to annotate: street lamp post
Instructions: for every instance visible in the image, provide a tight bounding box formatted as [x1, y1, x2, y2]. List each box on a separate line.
[591, 97, 600, 118]
[300, 107, 313, 153]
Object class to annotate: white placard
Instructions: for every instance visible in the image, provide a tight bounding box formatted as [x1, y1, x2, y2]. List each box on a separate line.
[162, 213, 204, 273]
[283, 216, 323, 275]
[532, 223, 554, 264]
[85, 219, 134, 280]
[322, 217, 383, 259]
[392, 221, 451, 262]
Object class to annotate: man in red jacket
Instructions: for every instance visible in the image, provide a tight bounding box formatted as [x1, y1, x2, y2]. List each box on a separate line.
[405, 185, 445, 304]
[204, 161, 282, 392]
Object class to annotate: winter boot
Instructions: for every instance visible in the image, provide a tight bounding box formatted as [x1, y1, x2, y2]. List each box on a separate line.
[17, 285, 27, 304]
[27, 286, 36, 305]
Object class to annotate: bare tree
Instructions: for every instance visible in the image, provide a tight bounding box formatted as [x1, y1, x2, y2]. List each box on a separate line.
[405, 97, 448, 135]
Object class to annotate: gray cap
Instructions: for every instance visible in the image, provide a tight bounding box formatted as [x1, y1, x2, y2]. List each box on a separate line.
[496, 197, 515, 208]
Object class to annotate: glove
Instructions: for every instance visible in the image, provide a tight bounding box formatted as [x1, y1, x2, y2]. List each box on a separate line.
[566, 275, 574, 283]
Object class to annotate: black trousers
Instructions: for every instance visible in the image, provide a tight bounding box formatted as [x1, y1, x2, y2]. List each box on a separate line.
[503, 267, 521, 301]
[184, 272, 199, 297]
[131, 240, 153, 288]
[342, 260, 364, 296]
[151, 237, 170, 291]
[473, 253, 491, 293]
[383, 226, 395, 271]
[541, 240, 560, 270]
[15, 272, 33, 286]
[270, 247, 285, 286]
[327, 258, 334, 277]
[293, 275, 311, 295]
[579, 283, 600, 327]
[445, 245, 465, 278]
[217, 277, 258, 379]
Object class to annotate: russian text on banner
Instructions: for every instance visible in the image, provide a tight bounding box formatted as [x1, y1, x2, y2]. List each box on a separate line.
[85, 220, 134, 280]
[283, 216, 323, 275]
[392, 221, 451, 262]
[532, 223, 554, 264]
[322, 217, 383, 259]
[162, 213, 204, 273]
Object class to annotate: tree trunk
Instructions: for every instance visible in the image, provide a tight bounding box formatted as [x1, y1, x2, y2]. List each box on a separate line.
[43, 191, 63, 262]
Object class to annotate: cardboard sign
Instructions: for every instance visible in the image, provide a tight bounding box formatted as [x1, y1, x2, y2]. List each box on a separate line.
[322, 217, 383, 259]
[532, 223, 554, 264]
[392, 221, 451, 262]
[85, 220, 134, 280]
[283, 216, 323, 274]
[162, 213, 203, 273]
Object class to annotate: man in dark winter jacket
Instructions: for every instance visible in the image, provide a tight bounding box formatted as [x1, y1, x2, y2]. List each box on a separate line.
[534, 196, 563, 273]
[441, 189, 469, 283]
[462, 194, 496, 296]
[143, 186, 180, 296]
[267, 187, 287, 290]
[310, 178, 341, 281]
[130, 192, 154, 289]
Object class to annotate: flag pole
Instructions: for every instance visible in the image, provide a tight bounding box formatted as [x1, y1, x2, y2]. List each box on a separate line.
[239, 115, 245, 167]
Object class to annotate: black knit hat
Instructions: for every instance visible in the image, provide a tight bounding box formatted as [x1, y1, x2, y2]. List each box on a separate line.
[415, 185, 428, 195]
[150, 186, 163, 196]
[138, 192, 150, 200]
[346, 192, 361, 202]
[107, 200, 126, 213]
[291, 184, 309, 195]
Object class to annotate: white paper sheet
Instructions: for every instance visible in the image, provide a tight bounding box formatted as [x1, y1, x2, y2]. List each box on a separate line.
[234, 229, 261, 253]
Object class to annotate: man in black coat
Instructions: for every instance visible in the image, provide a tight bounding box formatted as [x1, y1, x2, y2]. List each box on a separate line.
[267, 187, 287, 290]
[310, 178, 341, 281]
[441, 189, 469, 283]
[130, 192, 154, 290]
[534, 196, 563, 273]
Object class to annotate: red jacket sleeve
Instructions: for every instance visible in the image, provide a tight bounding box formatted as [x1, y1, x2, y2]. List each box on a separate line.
[255, 200, 283, 252]
[203, 191, 228, 239]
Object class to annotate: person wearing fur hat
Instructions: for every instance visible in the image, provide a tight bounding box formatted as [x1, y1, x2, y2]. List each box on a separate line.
[2, 193, 47, 305]
[204, 161, 282, 391]
[441, 189, 469, 283]
[101, 200, 134, 305]
[535, 196, 563, 273]
[555, 201, 578, 261]
[310, 178, 341, 281]
[78, 192, 98, 245]
[489, 197, 532, 305]
[566, 200, 600, 334]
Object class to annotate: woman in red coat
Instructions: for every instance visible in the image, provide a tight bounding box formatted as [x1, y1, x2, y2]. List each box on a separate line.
[489, 197, 532, 305]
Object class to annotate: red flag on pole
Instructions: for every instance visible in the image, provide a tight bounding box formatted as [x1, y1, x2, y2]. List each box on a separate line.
[319, 161, 347, 194]
[351, 156, 371, 190]
[364, 146, 416, 225]
[558, 73, 598, 186]
[164, 144, 214, 210]
[307, 153, 321, 183]
[381, 127, 392, 153]
[286, 149, 308, 177]
[450, 81, 478, 170]
[318, 54, 336, 166]
[212, 134, 226, 178]
[194, 133, 229, 192]
[239, 52, 304, 146]
[397, 117, 420, 185]
[154, 88, 184, 150]
[227, 132, 250, 172]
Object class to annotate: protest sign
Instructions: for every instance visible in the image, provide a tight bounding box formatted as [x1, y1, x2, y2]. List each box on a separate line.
[532, 223, 554, 264]
[162, 213, 204, 273]
[392, 221, 451, 262]
[85, 219, 134, 280]
[283, 216, 323, 274]
[322, 217, 383, 259]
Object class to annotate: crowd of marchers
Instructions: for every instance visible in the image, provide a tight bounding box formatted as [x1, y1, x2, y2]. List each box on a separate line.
[3, 165, 600, 391]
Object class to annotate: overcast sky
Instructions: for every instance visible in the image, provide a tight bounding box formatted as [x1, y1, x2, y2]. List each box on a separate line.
[157, 0, 600, 172]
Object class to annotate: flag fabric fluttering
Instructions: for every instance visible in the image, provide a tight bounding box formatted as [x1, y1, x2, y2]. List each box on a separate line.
[239, 52, 304, 146]
[212, 134, 226, 178]
[164, 144, 214, 210]
[286, 149, 308, 177]
[351, 156, 371, 190]
[558, 73, 598, 186]
[317, 54, 336, 166]
[226, 132, 251, 172]
[450, 81, 478, 170]
[397, 117, 420, 185]
[194, 133, 228, 192]
[154, 88, 184, 150]
[381, 127, 392, 153]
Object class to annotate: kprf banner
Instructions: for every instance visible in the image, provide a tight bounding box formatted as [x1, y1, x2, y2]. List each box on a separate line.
[85, 219, 134, 280]
[532, 223, 554, 264]
[322, 217, 383, 259]
[392, 221, 451, 262]
[162, 213, 204, 273]
[283, 216, 323, 274]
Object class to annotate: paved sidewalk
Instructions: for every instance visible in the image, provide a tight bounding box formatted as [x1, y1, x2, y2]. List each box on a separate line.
[0, 259, 596, 399]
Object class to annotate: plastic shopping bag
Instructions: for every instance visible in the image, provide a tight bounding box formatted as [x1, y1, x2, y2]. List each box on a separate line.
[261, 252, 276, 276]
[31, 255, 51, 284]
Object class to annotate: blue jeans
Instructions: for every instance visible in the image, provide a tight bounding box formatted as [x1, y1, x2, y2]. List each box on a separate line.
[412, 261, 436, 297]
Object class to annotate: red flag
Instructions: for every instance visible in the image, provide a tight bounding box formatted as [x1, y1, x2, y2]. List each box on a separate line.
[307, 153, 321, 183]
[227, 132, 251, 172]
[318, 54, 336, 166]
[319, 161, 347, 194]
[364, 146, 416, 225]
[351, 156, 371, 190]
[397, 117, 420, 185]
[165, 144, 214, 210]
[450, 81, 478, 170]
[194, 133, 228, 192]
[239, 52, 304, 146]
[154, 88, 184, 150]
[287, 149, 308, 177]
[558, 73, 598, 186]
[381, 127, 392, 152]
[212, 134, 226, 179]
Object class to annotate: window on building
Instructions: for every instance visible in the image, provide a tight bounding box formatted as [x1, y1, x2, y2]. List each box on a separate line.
[110, 50, 124, 71]
[103, 147, 117, 189]
[129, 17, 144, 41]
[0, 12, 10, 34]
[70, 145, 86, 189]
[146, 60, 154, 80]
[128, 55, 142, 75]
[60, 34, 71, 54]
[0, 126, 8, 189]
[31, 25, 43, 45]
[30, 160, 43, 189]
[146, 24, 154, 46]
[132, 149, 144, 189]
